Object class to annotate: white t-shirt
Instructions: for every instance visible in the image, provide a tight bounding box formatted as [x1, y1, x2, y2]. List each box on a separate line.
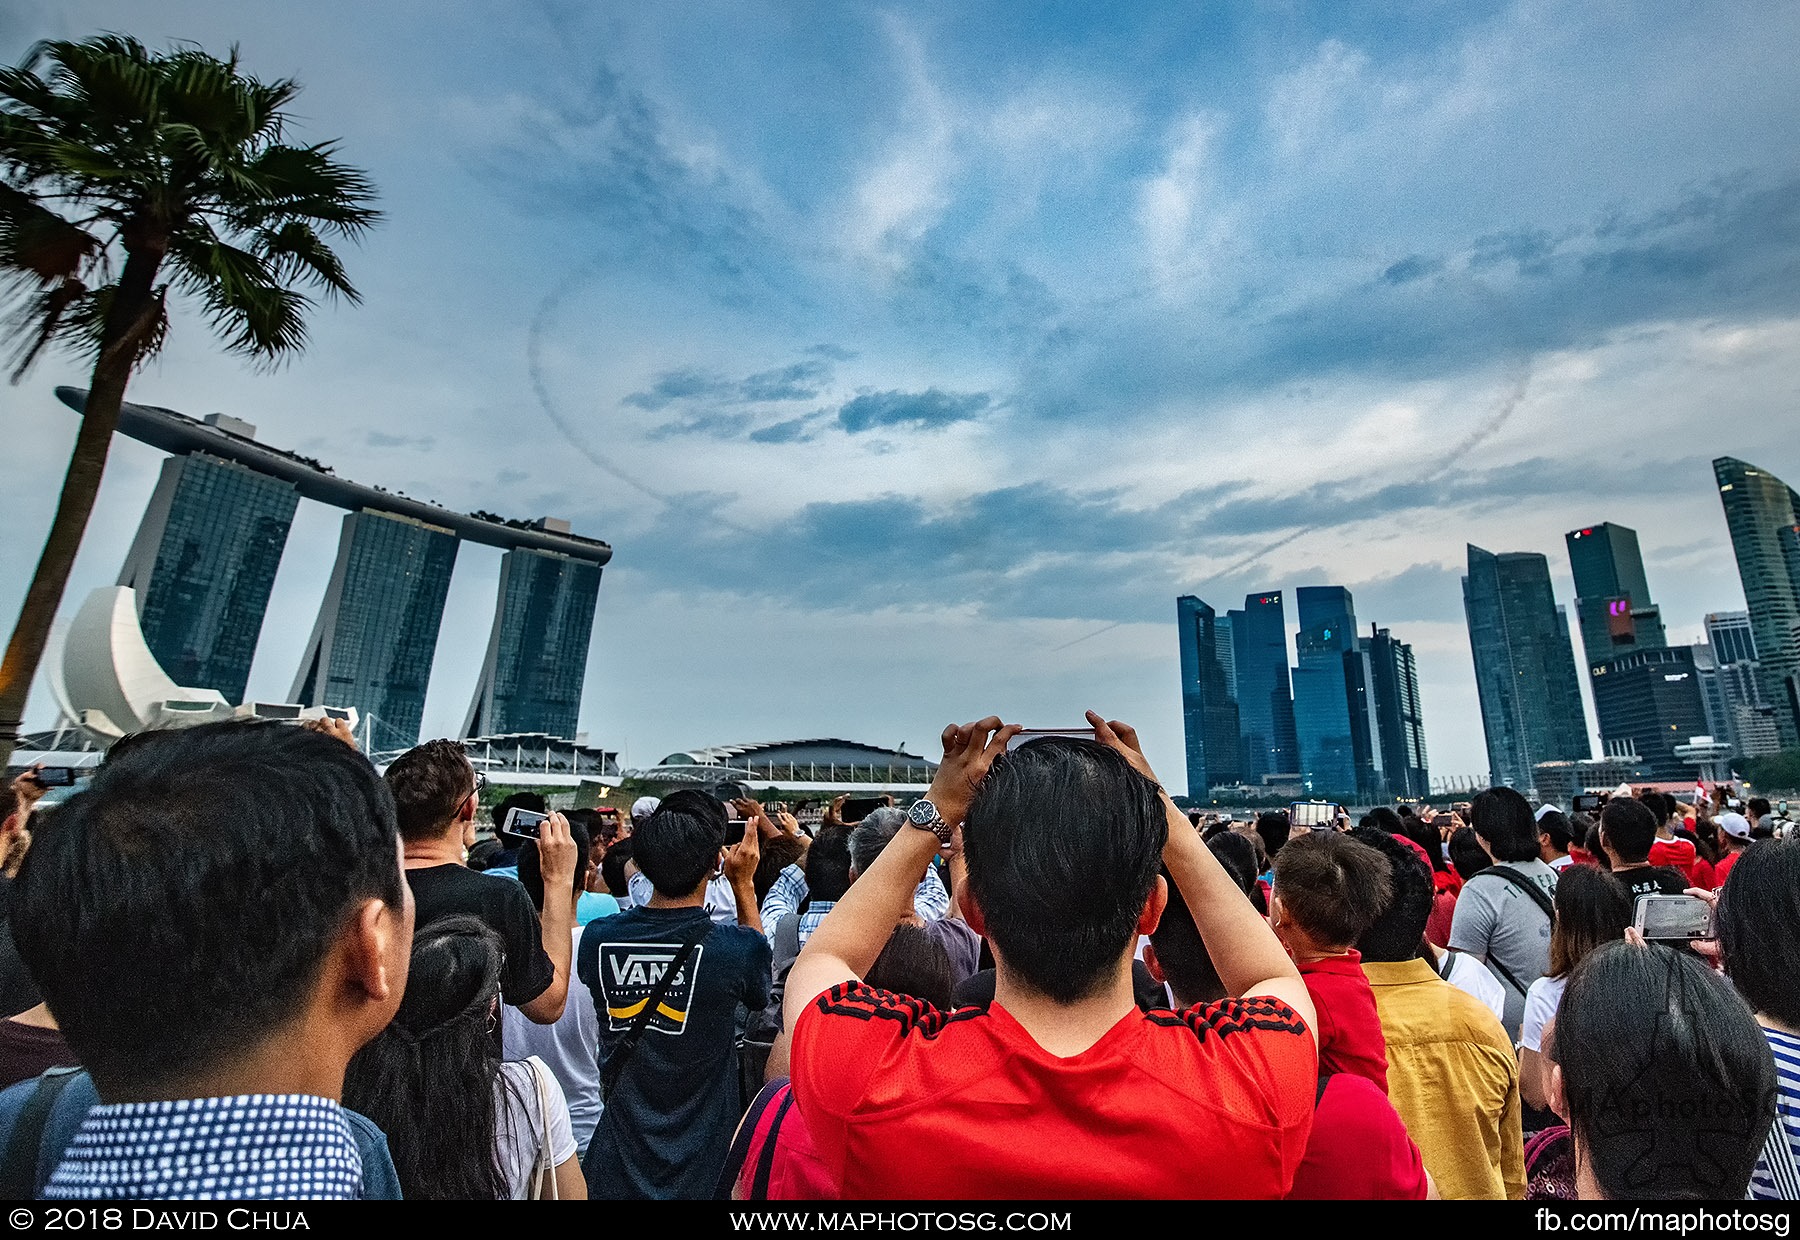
[1548, 854, 1575, 872]
[1443, 949, 1508, 1025]
[627, 870, 738, 924]
[495, 1057, 578, 1199]
[504, 925, 602, 1154]
[1520, 973, 1568, 1053]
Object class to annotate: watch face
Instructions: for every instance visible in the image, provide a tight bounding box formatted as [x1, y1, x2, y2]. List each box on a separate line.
[907, 799, 938, 826]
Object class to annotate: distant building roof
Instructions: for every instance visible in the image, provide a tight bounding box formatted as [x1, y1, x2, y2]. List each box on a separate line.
[656, 738, 931, 766]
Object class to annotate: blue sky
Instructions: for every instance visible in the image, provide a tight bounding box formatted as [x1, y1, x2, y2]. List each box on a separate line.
[4, 0, 1799, 789]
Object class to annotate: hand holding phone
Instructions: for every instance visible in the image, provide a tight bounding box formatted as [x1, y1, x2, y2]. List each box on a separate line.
[502, 807, 549, 838]
[1633, 893, 1715, 942]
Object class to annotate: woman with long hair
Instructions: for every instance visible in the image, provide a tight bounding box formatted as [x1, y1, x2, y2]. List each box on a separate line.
[1519, 866, 1630, 1111]
[344, 916, 587, 1199]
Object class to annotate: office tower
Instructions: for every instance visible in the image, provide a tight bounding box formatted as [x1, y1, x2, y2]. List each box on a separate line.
[1291, 586, 1369, 796]
[1698, 612, 1782, 759]
[464, 544, 604, 739]
[1214, 612, 1238, 702]
[116, 448, 298, 703]
[1713, 457, 1800, 744]
[1587, 647, 1710, 780]
[1176, 595, 1242, 796]
[292, 510, 460, 751]
[1565, 523, 1668, 670]
[1463, 545, 1591, 790]
[1706, 611, 1757, 665]
[1232, 592, 1298, 780]
[1364, 626, 1430, 799]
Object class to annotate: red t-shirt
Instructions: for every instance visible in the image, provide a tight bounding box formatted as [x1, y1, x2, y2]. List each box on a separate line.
[790, 982, 1317, 1198]
[1296, 952, 1387, 1092]
[1287, 1074, 1429, 1200]
[1648, 836, 1698, 882]
[1713, 849, 1743, 887]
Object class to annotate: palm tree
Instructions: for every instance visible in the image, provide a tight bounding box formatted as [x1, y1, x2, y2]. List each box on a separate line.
[0, 35, 378, 765]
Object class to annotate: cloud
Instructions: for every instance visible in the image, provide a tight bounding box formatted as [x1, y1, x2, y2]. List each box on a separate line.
[623, 368, 732, 411]
[366, 431, 436, 450]
[836, 388, 991, 434]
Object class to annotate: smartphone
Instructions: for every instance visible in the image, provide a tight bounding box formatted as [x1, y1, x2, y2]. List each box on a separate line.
[28, 767, 77, 787]
[1573, 794, 1605, 815]
[1289, 801, 1335, 827]
[1006, 727, 1097, 750]
[840, 796, 884, 824]
[502, 807, 550, 839]
[1634, 894, 1715, 942]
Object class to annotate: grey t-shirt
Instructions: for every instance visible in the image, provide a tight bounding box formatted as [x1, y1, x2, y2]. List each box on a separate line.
[1447, 858, 1557, 1041]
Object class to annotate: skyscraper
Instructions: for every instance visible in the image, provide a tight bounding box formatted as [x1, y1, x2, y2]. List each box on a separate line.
[1214, 611, 1238, 703]
[464, 544, 604, 739]
[1364, 626, 1430, 799]
[1463, 545, 1591, 790]
[1176, 595, 1242, 796]
[1291, 586, 1366, 795]
[1232, 592, 1298, 780]
[291, 510, 460, 751]
[1698, 612, 1783, 759]
[1587, 647, 1710, 780]
[1713, 457, 1800, 744]
[1565, 523, 1668, 670]
[116, 446, 298, 704]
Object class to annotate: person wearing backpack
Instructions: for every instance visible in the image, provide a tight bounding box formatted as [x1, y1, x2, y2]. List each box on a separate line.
[1449, 787, 1559, 1042]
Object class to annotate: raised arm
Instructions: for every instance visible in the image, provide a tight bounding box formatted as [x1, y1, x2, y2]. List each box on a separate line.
[518, 812, 577, 1024]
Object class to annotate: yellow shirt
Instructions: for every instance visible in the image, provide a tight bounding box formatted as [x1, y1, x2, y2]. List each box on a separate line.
[1362, 957, 1525, 1200]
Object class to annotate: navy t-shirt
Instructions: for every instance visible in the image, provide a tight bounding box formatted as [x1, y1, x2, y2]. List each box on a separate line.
[578, 905, 772, 1199]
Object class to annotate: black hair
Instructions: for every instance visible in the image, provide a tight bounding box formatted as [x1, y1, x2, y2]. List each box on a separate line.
[343, 917, 510, 1199]
[1254, 811, 1290, 861]
[633, 789, 727, 897]
[1747, 797, 1771, 822]
[1549, 942, 1775, 1200]
[466, 838, 504, 871]
[1600, 797, 1658, 864]
[1272, 832, 1395, 948]
[1470, 786, 1541, 862]
[490, 790, 546, 831]
[804, 824, 855, 903]
[1547, 864, 1631, 978]
[519, 814, 590, 913]
[865, 922, 955, 1010]
[1717, 839, 1800, 1028]
[1148, 834, 1262, 1008]
[384, 738, 476, 841]
[1583, 822, 1612, 870]
[962, 738, 1165, 1004]
[1448, 826, 1491, 882]
[13, 721, 404, 1094]
[1538, 809, 1574, 855]
[1206, 831, 1260, 896]
[599, 837, 634, 898]
[1347, 826, 1433, 963]
[1360, 807, 1402, 835]
[755, 834, 805, 904]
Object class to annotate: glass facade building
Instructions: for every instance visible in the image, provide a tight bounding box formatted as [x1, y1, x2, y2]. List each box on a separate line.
[1291, 586, 1365, 796]
[1232, 592, 1298, 781]
[117, 452, 298, 704]
[1587, 647, 1710, 780]
[1463, 545, 1591, 790]
[1713, 457, 1800, 745]
[1176, 595, 1242, 797]
[1364, 626, 1430, 799]
[1565, 523, 1667, 671]
[292, 510, 460, 751]
[464, 548, 604, 739]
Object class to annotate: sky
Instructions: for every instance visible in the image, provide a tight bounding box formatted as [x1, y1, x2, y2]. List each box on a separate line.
[3, 0, 1799, 792]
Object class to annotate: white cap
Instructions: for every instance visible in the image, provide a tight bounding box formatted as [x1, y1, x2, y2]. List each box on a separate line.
[1535, 804, 1559, 822]
[631, 795, 661, 822]
[1719, 812, 1752, 841]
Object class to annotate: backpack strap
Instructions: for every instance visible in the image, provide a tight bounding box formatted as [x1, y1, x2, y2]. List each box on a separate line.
[748, 1087, 796, 1201]
[0, 1067, 83, 1201]
[600, 916, 713, 1102]
[715, 1079, 791, 1200]
[1475, 864, 1557, 922]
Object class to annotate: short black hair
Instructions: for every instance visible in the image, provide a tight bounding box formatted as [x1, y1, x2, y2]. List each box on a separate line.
[804, 824, 854, 903]
[1600, 797, 1658, 863]
[1206, 831, 1260, 896]
[1272, 832, 1394, 948]
[1549, 942, 1775, 1200]
[490, 790, 546, 831]
[963, 738, 1165, 1004]
[633, 789, 726, 897]
[755, 834, 805, 904]
[1747, 798, 1771, 822]
[1538, 809, 1574, 854]
[384, 739, 476, 841]
[599, 837, 634, 897]
[13, 721, 404, 1093]
[865, 923, 955, 1010]
[1359, 806, 1402, 835]
[1717, 838, 1800, 1028]
[1254, 811, 1290, 860]
[1470, 787, 1541, 862]
[519, 814, 590, 912]
[1448, 826, 1490, 882]
[1348, 826, 1434, 963]
[1148, 835, 1259, 1008]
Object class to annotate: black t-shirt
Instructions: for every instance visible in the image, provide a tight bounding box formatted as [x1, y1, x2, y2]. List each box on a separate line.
[578, 905, 772, 1200]
[406, 865, 554, 1008]
[1616, 865, 1690, 901]
[0, 878, 40, 1019]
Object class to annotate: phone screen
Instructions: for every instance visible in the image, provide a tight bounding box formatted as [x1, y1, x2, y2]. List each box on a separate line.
[841, 796, 883, 824]
[503, 807, 549, 838]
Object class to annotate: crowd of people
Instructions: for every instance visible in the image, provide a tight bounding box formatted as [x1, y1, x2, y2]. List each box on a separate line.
[0, 711, 1794, 1202]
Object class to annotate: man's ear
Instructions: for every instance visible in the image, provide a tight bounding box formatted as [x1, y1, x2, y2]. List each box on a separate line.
[343, 896, 403, 1006]
[1142, 941, 1166, 984]
[961, 889, 987, 939]
[1135, 874, 1168, 937]
[1548, 1058, 1569, 1124]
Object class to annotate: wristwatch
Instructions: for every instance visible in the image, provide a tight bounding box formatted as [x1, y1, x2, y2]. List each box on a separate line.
[905, 798, 954, 845]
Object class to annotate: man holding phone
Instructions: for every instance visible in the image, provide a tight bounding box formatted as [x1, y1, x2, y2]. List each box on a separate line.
[385, 739, 578, 1026]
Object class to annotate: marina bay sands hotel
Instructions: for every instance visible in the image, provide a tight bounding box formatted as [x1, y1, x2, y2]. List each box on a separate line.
[56, 387, 612, 752]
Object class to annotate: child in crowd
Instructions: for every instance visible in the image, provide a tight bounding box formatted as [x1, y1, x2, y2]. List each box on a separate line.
[1269, 832, 1395, 1091]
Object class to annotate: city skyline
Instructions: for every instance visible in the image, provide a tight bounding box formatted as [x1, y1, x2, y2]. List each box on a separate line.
[5, 2, 1799, 788]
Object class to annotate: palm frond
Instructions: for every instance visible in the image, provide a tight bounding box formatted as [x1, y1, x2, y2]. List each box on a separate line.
[167, 229, 310, 359]
[254, 219, 359, 302]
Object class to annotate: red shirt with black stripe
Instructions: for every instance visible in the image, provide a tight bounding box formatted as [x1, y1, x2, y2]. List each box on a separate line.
[789, 982, 1317, 1198]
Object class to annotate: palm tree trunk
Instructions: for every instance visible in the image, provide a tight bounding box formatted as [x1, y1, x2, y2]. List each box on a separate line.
[0, 252, 161, 768]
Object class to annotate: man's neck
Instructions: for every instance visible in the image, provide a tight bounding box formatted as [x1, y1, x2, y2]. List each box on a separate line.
[101, 1024, 350, 1105]
[993, 959, 1136, 1059]
[647, 880, 709, 910]
[403, 830, 465, 870]
[1612, 859, 1651, 872]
